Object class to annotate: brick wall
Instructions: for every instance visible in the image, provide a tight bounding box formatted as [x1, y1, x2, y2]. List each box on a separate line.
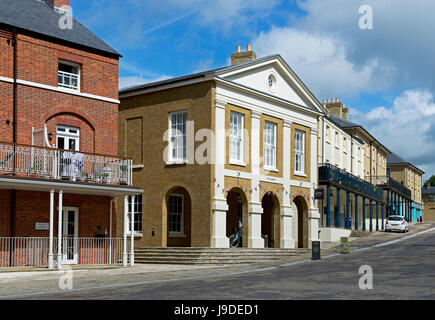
[0, 190, 116, 238]
[0, 27, 119, 156]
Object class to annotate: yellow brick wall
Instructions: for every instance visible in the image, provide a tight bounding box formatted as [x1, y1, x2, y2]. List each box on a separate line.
[118, 81, 215, 247]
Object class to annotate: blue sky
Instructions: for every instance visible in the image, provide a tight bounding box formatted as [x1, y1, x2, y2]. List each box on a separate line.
[70, 0, 435, 179]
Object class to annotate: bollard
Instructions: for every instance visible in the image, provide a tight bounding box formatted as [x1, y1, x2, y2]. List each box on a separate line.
[312, 241, 321, 260]
[340, 237, 350, 254]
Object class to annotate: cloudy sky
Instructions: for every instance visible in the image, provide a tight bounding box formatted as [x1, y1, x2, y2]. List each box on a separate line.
[71, 0, 435, 179]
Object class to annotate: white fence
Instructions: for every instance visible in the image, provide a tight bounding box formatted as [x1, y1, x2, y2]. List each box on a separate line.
[0, 142, 132, 186]
[0, 237, 129, 268]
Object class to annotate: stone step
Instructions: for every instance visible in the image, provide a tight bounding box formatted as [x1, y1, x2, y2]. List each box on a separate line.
[134, 247, 310, 265]
[350, 230, 371, 237]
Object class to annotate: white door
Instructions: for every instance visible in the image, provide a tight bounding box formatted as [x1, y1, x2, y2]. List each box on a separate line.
[57, 126, 82, 180]
[62, 207, 79, 265]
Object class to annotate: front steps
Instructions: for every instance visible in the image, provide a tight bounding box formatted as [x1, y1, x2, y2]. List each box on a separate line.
[350, 230, 372, 237]
[134, 247, 311, 265]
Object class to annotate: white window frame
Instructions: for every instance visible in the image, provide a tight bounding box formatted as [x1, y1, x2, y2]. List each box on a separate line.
[264, 121, 277, 171]
[229, 111, 245, 165]
[58, 60, 80, 92]
[168, 193, 185, 237]
[57, 125, 80, 151]
[127, 195, 143, 235]
[294, 129, 305, 175]
[169, 110, 187, 163]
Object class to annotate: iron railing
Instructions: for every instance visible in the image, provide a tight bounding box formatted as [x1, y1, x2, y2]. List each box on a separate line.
[0, 237, 128, 267]
[319, 163, 384, 201]
[0, 142, 132, 186]
[369, 176, 412, 198]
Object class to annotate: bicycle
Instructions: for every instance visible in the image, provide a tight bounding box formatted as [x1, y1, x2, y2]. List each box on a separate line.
[229, 221, 242, 248]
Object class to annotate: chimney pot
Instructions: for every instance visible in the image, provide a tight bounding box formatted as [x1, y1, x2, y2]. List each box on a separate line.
[237, 45, 241, 53]
[247, 44, 252, 51]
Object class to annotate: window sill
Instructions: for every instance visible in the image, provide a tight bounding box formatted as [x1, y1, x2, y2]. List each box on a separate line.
[168, 233, 186, 238]
[132, 164, 144, 169]
[294, 171, 307, 178]
[127, 232, 143, 238]
[166, 160, 188, 166]
[229, 160, 246, 167]
[265, 167, 279, 173]
[58, 86, 80, 93]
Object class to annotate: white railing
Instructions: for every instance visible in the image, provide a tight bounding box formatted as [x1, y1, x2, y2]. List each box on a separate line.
[0, 142, 132, 186]
[58, 70, 79, 90]
[0, 237, 128, 268]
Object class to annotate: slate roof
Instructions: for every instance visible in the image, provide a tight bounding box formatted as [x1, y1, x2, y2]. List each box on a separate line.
[119, 55, 281, 94]
[0, 0, 120, 57]
[387, 152, 425, 174]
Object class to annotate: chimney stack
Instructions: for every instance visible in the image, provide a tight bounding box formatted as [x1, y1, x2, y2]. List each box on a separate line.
[47, 0, 70, 11]
[323, 97, 349, 120]
[231, 44, 257, 66]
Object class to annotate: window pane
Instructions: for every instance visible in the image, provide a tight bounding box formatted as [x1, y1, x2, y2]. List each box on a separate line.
[230, 112, 243, 162]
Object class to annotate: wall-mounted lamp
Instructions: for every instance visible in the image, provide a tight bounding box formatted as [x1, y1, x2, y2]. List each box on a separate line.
[5, 120, 10, 126]
[48, 132, 53, 141]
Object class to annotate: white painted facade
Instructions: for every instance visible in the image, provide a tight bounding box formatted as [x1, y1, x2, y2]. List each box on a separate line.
[318, 117, 365, 178]
[210, 56, 322, 249]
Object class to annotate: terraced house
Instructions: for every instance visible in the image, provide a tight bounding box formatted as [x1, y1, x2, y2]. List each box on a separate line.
[0, 0, 141, 269]
[119, 46, 323, 250]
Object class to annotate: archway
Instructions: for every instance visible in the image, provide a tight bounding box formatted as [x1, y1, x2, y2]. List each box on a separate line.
[226, 188, 248, 248]
[293, 196, 309, 248]
[165, 186, 191, 247]
[261, 192, 280, 248]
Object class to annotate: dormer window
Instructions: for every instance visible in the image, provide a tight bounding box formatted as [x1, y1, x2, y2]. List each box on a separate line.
[58, 61, 80, 91]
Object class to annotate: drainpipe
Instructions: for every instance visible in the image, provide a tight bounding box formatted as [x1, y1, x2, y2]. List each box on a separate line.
[9, 27, 17, 266]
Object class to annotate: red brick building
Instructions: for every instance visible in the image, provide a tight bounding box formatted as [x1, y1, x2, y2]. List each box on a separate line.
[0, 0, 141, 268]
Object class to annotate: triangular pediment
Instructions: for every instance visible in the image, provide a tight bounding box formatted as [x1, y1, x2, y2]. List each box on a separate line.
[217, 56, 325, 113]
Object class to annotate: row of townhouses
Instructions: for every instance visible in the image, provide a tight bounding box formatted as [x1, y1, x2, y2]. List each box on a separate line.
[0, 0, 426, 269]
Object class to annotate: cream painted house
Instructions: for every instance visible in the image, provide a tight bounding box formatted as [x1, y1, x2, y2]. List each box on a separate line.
[118, 46, 324, 249]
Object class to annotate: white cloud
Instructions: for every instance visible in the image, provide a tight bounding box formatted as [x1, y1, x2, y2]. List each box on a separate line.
[252, 28, 396, 99]
[351, 89, 435, 177]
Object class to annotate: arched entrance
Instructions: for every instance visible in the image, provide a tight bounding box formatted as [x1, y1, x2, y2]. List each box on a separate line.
[226, 188, 248, 248]
[261, 192, 280, 248]
[293, 196, 309, 248]
[164, 186, 191, 247]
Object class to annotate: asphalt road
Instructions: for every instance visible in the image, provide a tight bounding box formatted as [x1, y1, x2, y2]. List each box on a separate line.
[1, 226, 435, 300]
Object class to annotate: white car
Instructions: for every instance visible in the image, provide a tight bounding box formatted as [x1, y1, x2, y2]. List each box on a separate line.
[385, 215, 409, 233]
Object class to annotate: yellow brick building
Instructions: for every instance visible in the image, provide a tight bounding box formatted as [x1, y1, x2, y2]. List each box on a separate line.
[118, 47, 324, 249]
[387, 153, 424, 221]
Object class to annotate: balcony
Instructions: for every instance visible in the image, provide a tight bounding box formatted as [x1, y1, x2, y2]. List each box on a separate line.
[0, 142, 132, 186]
[319, 163, 384, 201]
[369, 176, 412, 199]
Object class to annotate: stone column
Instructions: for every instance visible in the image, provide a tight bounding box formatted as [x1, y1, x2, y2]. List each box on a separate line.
[211, 100, 230, 248]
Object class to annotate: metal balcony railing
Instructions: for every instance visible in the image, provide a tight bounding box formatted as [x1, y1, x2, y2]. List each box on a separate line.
[319, 163, 384, 201]
[0, 142, 132, 186]
[369, 176, 412, 198]
[58, 70, 79, 90]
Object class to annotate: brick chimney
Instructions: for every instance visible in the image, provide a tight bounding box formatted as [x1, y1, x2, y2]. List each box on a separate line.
[47, 0, 70, 10]
[323, 98, 349, 120]
[231, 44, 257, 66]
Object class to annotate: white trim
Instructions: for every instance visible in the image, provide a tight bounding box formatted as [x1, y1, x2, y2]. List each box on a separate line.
[168, 110, 187, 163]
[229, 111, 245, 164]
[0, 76, 119, 104]
[58, 60, 81, 92]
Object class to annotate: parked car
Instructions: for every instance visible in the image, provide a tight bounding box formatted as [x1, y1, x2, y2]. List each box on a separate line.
[385, 215, 409, 233]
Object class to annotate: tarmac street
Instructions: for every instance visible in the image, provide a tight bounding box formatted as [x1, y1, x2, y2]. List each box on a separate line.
[0, 223, 434, 300]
